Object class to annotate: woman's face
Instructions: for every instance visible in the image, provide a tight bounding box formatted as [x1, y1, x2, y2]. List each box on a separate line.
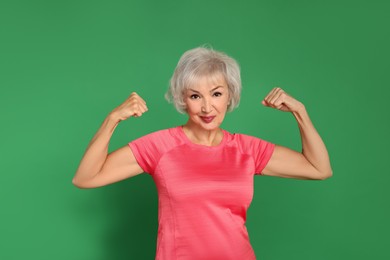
[184, 73, 230, 131]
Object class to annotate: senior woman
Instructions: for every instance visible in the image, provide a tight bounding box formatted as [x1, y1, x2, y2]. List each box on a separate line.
[73, 47, 332, 260]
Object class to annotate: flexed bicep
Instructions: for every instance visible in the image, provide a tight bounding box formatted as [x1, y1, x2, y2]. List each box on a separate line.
[262, 145, 324, 180]
[74, 145, 144, 189]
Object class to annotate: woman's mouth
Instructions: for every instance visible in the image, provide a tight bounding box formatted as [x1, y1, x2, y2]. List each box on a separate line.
[200, 116, 216, 123]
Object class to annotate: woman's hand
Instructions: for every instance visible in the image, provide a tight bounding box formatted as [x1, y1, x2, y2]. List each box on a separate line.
[110, 92, 148, 122]
[261, 87, 304, 113]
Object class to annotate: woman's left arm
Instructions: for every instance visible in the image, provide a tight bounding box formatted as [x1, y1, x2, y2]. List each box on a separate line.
[261, 87, 333, 180]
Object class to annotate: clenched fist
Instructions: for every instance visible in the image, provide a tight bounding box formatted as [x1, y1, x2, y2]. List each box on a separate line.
[262, 87, 304, 113]
[110, 92, 148, 122]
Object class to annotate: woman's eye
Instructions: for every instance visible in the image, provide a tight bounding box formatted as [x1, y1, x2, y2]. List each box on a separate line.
[213, 92, 222, 97]
[190, 94, 200, 99]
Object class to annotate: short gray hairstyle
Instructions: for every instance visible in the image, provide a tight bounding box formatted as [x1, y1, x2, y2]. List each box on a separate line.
[165, 46, 241, 114]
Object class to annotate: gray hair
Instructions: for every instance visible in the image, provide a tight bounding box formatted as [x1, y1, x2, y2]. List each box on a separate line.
[165, 46, 241, 114]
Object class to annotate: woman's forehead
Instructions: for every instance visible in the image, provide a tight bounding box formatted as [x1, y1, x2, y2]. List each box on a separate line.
[187, 72, 227, 90]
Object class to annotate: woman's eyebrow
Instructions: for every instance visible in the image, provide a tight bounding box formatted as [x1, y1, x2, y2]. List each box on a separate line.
[188, 86, 223, 93]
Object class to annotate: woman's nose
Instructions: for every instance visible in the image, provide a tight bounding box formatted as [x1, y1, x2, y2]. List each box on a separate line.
[201, 98, 212, 113]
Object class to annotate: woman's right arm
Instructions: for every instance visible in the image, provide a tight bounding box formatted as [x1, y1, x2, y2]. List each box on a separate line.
[72, 92, 148, 189]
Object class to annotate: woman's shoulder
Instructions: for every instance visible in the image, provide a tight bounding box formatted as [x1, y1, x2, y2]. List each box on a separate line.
[134, 126, 183, 143]
[146, 125, 181, 136]
[223, 129, 273, 147]
[223, 129, 259, 141]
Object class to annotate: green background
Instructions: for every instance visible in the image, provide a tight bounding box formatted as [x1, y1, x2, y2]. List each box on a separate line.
[1, 0, 389, 259]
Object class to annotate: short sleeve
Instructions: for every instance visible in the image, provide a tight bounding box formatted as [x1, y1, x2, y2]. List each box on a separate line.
[237, 134, 275, 175]
[128, 131, 164, 175]
[253, 138, 275, 175]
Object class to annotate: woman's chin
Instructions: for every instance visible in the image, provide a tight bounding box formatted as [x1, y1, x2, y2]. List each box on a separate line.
[186, 117, 223, 131]
[199, 122, 221, 131]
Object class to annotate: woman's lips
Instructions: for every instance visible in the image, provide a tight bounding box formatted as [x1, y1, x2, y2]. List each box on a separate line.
[200, 116, 215, 123]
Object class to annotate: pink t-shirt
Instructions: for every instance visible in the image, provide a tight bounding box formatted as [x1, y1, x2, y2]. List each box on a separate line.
[128, 126, 275, 260]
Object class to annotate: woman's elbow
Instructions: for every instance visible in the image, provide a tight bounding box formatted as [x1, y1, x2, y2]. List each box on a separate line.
[317, 170, 333, 180]
[72, 177, 92, 189]
[72, 178, 84, 189]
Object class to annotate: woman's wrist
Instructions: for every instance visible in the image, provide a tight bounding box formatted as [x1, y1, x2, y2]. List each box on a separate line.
[107, 111, 121, 124]
[293, 102, 306, 114]
[98, 112, 121, 135]
[291, 103, 311, 128]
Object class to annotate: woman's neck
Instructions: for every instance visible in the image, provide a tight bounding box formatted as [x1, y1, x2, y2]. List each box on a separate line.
[182, 123, 223, 146]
